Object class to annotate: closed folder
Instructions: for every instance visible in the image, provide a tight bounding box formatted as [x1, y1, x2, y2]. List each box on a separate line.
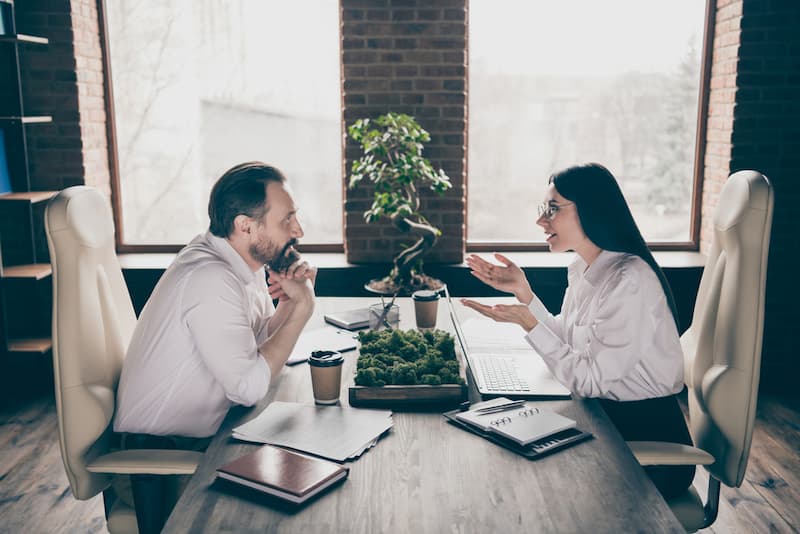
[216, 444, 349, 505]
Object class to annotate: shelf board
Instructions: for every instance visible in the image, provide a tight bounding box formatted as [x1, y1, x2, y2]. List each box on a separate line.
[0, 116, 53, 124]
[2, 263, 52, 280]
[0, 34, 49, 45]
[0, 190, 58, 203]
[7, 337, 52, 354]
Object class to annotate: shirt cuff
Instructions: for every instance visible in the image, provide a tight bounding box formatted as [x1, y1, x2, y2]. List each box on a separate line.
[527, 294, 550, 322]
[525, 321, 565, 360]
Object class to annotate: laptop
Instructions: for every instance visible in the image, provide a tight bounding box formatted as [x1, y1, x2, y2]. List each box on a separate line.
[443, 286, 570, 399]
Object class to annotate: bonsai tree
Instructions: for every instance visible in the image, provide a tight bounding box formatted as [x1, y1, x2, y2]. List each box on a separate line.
[348, 112, 452, 294]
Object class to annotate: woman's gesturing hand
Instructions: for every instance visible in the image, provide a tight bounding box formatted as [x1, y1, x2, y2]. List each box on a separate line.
[465, 253, 534, 304]
[460, 299, 538, 331]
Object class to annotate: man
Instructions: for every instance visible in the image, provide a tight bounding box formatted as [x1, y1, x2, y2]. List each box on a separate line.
[113, 162, 315, 532]
[115, 162, 315, 440]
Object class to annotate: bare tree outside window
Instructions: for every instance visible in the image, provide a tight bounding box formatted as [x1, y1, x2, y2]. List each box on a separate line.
[468, 0, 706, 244]
[106, 0, 342, 245]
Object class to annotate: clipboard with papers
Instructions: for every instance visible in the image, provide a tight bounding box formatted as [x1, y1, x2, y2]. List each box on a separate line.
[443, 397, 592, 459]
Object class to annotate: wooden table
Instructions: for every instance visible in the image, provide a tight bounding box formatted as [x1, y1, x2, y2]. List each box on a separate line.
[163, 298, 684, 533]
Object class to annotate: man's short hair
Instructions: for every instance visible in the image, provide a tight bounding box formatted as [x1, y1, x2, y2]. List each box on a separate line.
[208, 162, 286, 238]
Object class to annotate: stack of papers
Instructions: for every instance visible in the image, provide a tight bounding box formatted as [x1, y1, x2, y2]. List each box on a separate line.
[233, 401, 393, 462]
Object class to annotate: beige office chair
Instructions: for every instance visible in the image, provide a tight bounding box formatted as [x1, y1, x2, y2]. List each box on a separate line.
[629, 170, 774, 532]
[46, 186, 202, 534]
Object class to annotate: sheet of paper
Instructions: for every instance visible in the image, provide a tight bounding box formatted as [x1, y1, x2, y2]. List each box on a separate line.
[287, 327, 359, 365]
[461, 317, 532, 351]
[232, 401, 393, 462]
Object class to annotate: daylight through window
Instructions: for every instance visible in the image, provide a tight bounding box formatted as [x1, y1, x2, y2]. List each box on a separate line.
[468, 0, 707, 245]
[105, 0, 342, 245]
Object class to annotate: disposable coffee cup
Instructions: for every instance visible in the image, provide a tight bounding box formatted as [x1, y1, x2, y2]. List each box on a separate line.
[368, 303, 400, 331]
[309, 350, 344, 405]
[412, 290, 439, 329]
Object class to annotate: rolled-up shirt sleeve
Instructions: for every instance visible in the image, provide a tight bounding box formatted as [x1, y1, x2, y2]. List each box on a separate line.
[182, 265, 270, 406]
[525, 268, 650, 399]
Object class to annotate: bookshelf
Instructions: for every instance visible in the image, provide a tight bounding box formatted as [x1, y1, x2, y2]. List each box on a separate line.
[0, 0, 56, 373]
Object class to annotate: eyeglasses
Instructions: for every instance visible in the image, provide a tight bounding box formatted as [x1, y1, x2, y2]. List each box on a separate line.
[537, 201, 574, 220]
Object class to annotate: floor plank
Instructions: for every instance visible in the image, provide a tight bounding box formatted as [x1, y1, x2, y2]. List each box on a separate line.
[0, 392, 797, 534]
[0, 395, 106, 534]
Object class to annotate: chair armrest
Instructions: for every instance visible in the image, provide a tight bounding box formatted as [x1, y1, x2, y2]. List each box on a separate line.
[86, 449, 203, 475]
[628, 441, 715, 466]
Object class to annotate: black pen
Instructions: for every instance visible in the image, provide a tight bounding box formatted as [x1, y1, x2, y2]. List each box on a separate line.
[474, 400, 526, 414]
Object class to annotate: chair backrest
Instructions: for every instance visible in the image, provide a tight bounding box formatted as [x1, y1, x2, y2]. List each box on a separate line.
[681, 170, 773, 488]
[45, 186, 137, 500]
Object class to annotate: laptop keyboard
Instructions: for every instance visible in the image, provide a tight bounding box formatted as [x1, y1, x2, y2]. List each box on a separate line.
[474, 355, 532, 392]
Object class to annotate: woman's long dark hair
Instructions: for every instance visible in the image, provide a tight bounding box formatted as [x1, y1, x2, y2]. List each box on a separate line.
[550, 163, 680, 328]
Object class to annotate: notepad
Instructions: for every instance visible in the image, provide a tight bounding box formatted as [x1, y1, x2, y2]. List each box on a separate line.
[216, 444, 349, 504]
[455, 398, 576, 447]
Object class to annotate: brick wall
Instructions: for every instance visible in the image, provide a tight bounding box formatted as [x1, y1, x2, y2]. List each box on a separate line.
[18, 0, 84, 192]
[341, 0, 466, 265]
[727, 0, 800, 392]
[700, 0, 742, 251]
[69, 0, 110, 196]
[700, 0, 800, 392]
[17, 0, 110, 195]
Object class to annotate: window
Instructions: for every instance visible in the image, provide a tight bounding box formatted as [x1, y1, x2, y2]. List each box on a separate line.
[103, 0, 342, 247]
[468, 0, 709, 248]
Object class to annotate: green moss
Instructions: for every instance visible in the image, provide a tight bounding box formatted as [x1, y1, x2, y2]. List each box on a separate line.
[354, 328, 464, 386]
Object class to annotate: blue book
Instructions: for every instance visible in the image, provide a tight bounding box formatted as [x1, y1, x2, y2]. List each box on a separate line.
[0, 129, 12, 194]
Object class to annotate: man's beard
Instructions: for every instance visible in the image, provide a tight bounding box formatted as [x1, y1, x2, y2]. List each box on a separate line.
[253, 238, 300, 273]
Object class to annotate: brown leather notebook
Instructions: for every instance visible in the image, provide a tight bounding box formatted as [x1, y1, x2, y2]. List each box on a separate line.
[216, 444, 349, 504]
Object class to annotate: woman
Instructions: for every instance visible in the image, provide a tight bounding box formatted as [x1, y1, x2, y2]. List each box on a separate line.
[462, 163, 694, 499]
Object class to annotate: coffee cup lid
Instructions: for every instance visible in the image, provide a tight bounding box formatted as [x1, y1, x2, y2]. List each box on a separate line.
[309, 350, 344, 367]
[412, 289, 439, 301]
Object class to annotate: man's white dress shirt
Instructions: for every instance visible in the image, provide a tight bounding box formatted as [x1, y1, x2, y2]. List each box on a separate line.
[114, 232, 273, 438]
[525, 250, 684, 401]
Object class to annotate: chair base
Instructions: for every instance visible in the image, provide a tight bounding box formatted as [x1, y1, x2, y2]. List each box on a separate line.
[667, 476, 721, 532]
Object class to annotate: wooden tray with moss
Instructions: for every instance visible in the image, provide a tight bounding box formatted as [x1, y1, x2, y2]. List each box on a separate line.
[348, 329, 467, 409]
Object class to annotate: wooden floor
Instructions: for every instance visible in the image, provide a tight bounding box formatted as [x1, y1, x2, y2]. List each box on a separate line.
[1, 391, 798, 533]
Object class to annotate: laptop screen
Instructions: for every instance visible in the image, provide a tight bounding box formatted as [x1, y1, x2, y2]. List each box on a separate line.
[442, 285, 470, 361]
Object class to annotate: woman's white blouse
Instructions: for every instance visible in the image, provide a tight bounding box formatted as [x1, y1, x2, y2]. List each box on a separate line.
[525, 250, 684, 401]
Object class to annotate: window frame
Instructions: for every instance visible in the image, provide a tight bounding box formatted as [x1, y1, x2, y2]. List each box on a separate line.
[96, 0, 345, 254]
[465, 0, 715, 253]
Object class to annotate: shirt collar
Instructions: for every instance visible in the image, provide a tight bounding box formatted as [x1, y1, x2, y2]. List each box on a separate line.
[204, 231, 264, 285]
[567, 249, 626, 287]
